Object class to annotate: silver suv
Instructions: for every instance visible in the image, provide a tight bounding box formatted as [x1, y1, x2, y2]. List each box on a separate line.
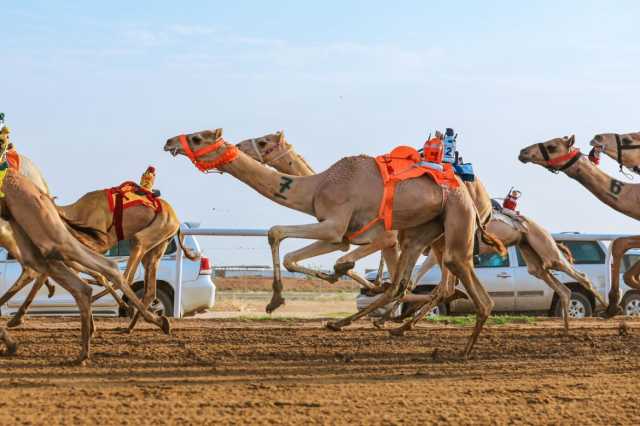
[359, 235, 640, 318]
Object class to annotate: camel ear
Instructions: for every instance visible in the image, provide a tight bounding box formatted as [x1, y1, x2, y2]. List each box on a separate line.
[214, 128, 223, 139]
[278, 130, 285, 143]
[566, 134, 575, 148]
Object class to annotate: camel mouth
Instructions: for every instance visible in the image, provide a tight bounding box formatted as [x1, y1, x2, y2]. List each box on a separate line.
[518, 154, 530, 164]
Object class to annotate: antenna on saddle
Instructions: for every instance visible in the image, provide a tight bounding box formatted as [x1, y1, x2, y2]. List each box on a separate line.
[0, 113, 5, 126]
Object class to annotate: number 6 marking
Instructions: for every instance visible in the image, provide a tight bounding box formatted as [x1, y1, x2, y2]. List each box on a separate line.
[610, 179, 624, 197]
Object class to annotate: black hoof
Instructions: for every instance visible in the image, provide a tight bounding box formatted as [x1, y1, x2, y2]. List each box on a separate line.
[325, 322, 343, 331]
[334, 261, 356, 277]
[605, 304, 623, 319]
[160, 316, 171, 335]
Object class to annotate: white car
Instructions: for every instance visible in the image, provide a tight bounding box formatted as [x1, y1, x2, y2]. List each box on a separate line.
[359, 235, 640, 319]
[0, 224, 215, 318]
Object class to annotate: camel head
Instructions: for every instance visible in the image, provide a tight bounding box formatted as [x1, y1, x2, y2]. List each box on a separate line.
[164, 128, 239, 173]
[519, 135, 580, 171]
[589, 132, 640, 168]
[164, 128, 224, 157]
[236, 131, 287, 164]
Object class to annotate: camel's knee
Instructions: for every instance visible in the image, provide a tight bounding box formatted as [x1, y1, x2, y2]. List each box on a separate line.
[268, 226, 284, 246]
[282, 254, 297, 272]
[442, 256, 470, 277]
[379, 232, 398, 249]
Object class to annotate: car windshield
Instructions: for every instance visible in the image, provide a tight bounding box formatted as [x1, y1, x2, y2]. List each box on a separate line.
[106, 238, 177, 257]
[623, 254, 640, 273]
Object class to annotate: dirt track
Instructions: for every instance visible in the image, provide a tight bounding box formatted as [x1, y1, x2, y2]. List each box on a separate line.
[1, 317, 640, 425]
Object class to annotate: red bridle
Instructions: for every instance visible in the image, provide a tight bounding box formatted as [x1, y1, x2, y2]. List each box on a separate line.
[178, 134, 239, 173]
[537, 143, 582, 173]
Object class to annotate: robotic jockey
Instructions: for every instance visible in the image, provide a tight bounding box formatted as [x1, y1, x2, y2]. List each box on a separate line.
[442, 128, 458, 164]
[501, 188, 522, 219]
[137, 166, 161, 197]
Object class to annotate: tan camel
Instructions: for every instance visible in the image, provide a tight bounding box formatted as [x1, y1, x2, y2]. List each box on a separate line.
[242, 133, 605, 333]
[518, 134, 640, 317]
[237, 132, 398, 290]
[0, 152, 169, 364]
[6, 176, 199, 333]
[400, 208, 607, 333]
[590, 131, 640, 173]
[165, 129, 506, 357]
[588, 132, 640, 310]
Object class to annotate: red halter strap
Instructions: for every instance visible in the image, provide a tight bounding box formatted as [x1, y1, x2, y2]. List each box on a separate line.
[545, 149, 581, 168]
[178, 134, 239, 172]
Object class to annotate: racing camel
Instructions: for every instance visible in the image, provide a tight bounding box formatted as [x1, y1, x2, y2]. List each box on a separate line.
[519, 134, 640, 317]
[165, 129, 506, 357]
[5, 172, 199, 333]
[0, 143, 169, 364]
[588, 131, 640, 314]
[241, 132, 605, 333]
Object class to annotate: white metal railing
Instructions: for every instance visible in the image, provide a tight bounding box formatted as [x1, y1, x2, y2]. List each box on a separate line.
[172, 229, 634, 317]
[174, 227, 269, 317]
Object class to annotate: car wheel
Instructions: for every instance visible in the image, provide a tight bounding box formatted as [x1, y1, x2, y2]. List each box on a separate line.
[553, 291, 592, 318]
[134, 288, 174, 318]
[622, 293, 640, 317]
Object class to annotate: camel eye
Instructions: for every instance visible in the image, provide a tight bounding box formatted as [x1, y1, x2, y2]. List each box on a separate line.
[547, 145, 557, 153]
[258, 141, 267, 148]
[192, 135, 203, 144]
[623, 138, 632, 146]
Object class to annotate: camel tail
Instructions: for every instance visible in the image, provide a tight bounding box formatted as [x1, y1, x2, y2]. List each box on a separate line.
[557, 242, 574, 264]
[480, 228, 508, 257]
[178, 229, 200, 261]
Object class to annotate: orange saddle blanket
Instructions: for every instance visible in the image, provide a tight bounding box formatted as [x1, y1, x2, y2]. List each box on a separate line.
[348, 146, 459, 240]
[106, 181, 162, 240]
[7, 150, 20, 171]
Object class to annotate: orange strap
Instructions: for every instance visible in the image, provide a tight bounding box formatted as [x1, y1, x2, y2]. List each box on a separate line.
[6, 150, 20, 171]
[178, 134, 239, 172]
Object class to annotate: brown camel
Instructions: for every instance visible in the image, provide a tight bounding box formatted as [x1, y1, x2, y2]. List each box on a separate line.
[401, 208, 607, 333]
[165, 129, 506, 357]
[588, 132, 640, 310]
[0, 152, 169, 364]
[590, 131, 640, 173]
[518, 135, 640, 317]
[6, 178, 199, 333]
[242, 133, 605, 333]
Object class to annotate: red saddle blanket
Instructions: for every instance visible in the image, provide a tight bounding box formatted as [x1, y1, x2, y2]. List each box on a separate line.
[348, 146, 459, 240]
[106, 181, 162, 240]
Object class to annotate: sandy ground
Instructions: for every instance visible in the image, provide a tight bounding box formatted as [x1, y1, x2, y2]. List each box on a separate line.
[1, 317, 639, 425]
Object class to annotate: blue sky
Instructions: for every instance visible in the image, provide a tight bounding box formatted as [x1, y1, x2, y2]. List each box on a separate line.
[3, 1, 640, 270]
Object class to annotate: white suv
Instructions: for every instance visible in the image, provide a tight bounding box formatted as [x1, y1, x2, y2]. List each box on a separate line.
[0, 224, 216, 318]
[360, 235, 640, 318]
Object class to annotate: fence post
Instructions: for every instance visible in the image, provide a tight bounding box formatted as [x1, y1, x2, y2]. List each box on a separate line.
[174, 245, 184, 318]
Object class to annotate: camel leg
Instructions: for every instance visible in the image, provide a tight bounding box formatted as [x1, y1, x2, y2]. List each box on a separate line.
[127, 240, 170, 332]
[0, 327, 17, 355]
[554, 261, 608, 309]
[382, 244, 400, 280]
[623, 256, 640, 288]
[45, 261, 94, 365]
[63, 240, 170, 334]
[267, 220, 350, 313]
[412, 247, 440, 284]
[606, 237, 640, 316]
[0, 267, 40, 307]
[333, 231, 398, 276]
[326, 222, 444, 330]
[7, 275, 48, 328]
[283, 240, 351, 282]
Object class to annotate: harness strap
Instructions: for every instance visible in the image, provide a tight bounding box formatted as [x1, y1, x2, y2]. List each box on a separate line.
[249, 139, 264, 163]
[178, 134, 239, 173]
[615, 133, 640, 172]
[537, 143, 550, 161]
[537, 144, 581, 173]
[114, 191, 125, 241]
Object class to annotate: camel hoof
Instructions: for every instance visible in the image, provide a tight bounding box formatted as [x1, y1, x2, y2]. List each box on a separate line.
[160, 316, 171, 335]
[265, 297, 285, 314]
[74, 356, 90, 367]
[334, 261, 355, 277]
[115, 327, 132, 334]
[389, 327, 406, 337]
[325, 321, 344, 332]
[3, 342, 17, 356]
[605, 304, 623, 319]
[6, 317, 24, 329]
[47, 286, 56, 299]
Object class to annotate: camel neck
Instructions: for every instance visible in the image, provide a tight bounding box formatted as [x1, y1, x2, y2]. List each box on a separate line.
[216, 149, 319, 215]
[563, 155, 640, 220]
[269, 149, 316, 177]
